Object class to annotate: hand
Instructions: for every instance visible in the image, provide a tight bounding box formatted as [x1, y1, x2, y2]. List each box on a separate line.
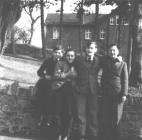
[117, 56, 123, 62]
[60, 73, 66, 78]
[122, 96, 127, 102]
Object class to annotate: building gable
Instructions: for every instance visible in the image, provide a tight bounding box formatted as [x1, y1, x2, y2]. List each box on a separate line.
[45, 13, 106, 26]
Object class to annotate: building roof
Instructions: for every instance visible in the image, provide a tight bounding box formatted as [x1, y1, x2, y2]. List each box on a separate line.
[45, 13, 107, 26]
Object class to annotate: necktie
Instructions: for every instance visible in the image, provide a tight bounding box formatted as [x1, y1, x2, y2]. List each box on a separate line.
[87, 57, 92, 62]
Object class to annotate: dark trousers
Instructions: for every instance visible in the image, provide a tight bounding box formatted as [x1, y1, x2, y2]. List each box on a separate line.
[98, 95, 124, 140]
[51, 82, 73, 139]
[35, 78, 52, 123]
[70, 91, 98, 140]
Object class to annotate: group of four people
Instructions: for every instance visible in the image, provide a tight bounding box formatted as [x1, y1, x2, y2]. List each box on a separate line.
[35, 41, 128, 140]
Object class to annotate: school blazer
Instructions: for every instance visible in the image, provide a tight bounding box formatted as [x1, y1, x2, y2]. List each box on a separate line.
[74, 55, 100, 94]
[100, 56, 128, 97]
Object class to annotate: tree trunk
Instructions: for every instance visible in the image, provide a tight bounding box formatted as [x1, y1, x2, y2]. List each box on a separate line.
[40, 0, 46, 59]
[105, 17, 110, 49]
[59, 0, 64, 45]
[0, 0, 21, 54]
[79, 0, 84, 56]
[117, 14, 122, 48]
[127, 6, 134, 76]
[1, 28, 11, 55]
[11, 27, 16, 55]
[130, 0, 142, 86]
[93, 0, 99, 41]
[28, 22, 34, 44]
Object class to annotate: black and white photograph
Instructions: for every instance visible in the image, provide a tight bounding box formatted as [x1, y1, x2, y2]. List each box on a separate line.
[0, 0, 142, 140]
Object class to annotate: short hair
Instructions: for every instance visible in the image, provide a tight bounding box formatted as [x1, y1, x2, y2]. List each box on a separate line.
[107, 44, 119, 50]
[53, 44, 64, 52]
[65, 48, 76, 56]
[83, 41, 97, 52]
[87, 41, 97, 48]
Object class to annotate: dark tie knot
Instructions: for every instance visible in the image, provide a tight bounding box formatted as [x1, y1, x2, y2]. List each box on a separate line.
[87, 57, 92, 62]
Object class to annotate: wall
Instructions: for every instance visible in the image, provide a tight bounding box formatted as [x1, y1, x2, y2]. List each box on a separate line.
[120, 87, 142, 139]
[0, 80, 141, 140]
[0, 81, 38, 136]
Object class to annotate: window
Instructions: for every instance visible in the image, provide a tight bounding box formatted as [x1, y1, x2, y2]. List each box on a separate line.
[100, 29, 105, 40]
[139, 19, 142, 29]
[85, 29, 91, 40]
[52, 27, 59, 39]
[116, 15, 119, 25]
[122, 18, 129, 26]
[110, 17, 115, 25]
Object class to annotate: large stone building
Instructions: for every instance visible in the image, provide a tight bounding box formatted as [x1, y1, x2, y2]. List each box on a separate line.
[45, 13, 105, 51]
[45, 12, 129, 60]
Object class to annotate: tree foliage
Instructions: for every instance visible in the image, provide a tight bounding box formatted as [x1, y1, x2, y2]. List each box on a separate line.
[13, 26, 30, 44]
[21, 0, 54, 9]
[84, 0, 104, 6]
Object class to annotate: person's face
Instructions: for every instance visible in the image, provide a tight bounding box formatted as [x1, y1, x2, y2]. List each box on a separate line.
[85, 43, 97, 57]
[53, 50, 63, 60]
[108, 45, 119, 59]
[66, 51, 75, 64]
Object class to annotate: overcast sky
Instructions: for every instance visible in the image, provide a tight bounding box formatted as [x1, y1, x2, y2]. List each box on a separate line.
[16, 1, 116, 48]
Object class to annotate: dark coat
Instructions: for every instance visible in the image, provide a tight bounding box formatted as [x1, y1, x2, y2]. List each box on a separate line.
[74, 55, 101, 95]
[37, 57, 57, 78]
[71, 55, 101, 138]
[98, 56, 129, 140]
[35, 57, 58, 117]
[100, 56, 128, 98]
